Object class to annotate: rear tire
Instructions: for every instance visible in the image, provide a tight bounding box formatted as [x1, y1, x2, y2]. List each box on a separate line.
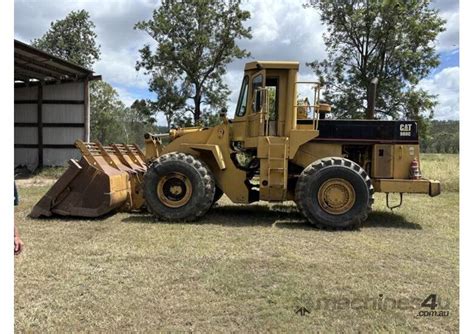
[295, 157, 374, 229]
[144, 152, 215, 221]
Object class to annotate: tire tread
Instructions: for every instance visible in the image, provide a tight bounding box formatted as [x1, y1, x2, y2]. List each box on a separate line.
[144, 152, 215, 222]
[295, 157, 374, 230]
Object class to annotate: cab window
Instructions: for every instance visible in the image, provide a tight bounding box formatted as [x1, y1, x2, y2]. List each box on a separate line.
[235, 76, 249, 117]
[252, 74, 263, 113]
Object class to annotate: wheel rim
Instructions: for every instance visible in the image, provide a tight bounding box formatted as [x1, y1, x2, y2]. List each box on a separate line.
[317, 178, 356, 215]
[157, 172, 193, 208]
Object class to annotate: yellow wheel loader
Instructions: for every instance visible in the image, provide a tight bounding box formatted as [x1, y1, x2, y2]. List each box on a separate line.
[31, 61, 441, 229]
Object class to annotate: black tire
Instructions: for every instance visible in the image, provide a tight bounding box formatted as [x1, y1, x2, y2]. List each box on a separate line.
[144, 152, 215, 221]
[213, 187, 224, 204]
[295, 157, 374, 229]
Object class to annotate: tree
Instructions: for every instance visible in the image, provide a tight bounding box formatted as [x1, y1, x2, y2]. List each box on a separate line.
[420, 120, 459, 153]
[129, 99, 156, 126]
[89, 81, 128, 144]
[147, 70, 188, 130]
[31, 10, 100, 69]
[124, 99, 159, 145]
[305, 0, 445, 123]
[135, 0, 252, 124]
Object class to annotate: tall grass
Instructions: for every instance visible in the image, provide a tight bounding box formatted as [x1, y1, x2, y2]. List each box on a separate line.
[420, 153, 459, 192]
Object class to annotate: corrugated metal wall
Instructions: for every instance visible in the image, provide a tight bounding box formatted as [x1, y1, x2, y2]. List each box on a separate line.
[14, 81, 88, 170]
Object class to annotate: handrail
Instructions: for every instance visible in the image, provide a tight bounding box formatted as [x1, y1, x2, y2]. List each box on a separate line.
[254, 87, 270, 136]
[294, 81, 322, 130]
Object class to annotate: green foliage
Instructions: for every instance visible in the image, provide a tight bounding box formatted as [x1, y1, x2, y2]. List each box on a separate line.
[173, 114, 195, 128]
[201, 109, 222, 127]
[31, 10, 100, 69]
[89, 81, 128, 144]
[91, 91, 164, 146]
[123, 100, 161, 146]
[135, 0, 252, 125]
[147, 71, 188, 130]
[421, 120, 459, 153]
[305, 0, 445, 126]
[267, 87, 277, 121]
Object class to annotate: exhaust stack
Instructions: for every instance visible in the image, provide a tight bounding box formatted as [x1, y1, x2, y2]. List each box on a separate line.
[367, 77, 378, 119]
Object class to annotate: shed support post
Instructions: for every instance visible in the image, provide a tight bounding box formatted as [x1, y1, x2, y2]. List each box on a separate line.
[38, 84, 43, 168]
[84, 79, 90, 142]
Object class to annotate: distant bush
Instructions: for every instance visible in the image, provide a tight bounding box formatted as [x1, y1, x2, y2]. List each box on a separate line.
[421, 120, 459, 153]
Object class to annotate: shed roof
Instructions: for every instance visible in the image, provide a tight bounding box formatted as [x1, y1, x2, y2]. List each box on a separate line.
[14, 39, 95, 84]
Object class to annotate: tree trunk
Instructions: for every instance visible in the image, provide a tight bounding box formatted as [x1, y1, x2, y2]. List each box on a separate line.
[99, 130, 105, 144]
[193, 93, 201, 125]
[366, 87, 374, 119]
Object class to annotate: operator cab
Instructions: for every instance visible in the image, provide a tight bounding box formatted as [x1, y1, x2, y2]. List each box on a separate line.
[231, 61, 299, 146]
[231, 61, 331, 147]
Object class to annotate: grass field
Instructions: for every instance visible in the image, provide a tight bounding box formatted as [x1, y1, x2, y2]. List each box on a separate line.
[14, 154, 459, 332]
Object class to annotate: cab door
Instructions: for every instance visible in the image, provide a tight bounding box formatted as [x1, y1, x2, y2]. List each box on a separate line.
[246, 70, 267, 140]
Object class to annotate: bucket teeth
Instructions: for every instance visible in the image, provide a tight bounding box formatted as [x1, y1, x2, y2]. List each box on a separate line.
[30, 140, 147, 218]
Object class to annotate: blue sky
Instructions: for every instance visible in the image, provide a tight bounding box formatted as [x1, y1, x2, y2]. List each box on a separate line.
[14, 0, 459, 123]
[438, 49, 459, 72]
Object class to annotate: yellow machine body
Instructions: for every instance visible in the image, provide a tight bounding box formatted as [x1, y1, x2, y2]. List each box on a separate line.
[31, 60, 440, 220]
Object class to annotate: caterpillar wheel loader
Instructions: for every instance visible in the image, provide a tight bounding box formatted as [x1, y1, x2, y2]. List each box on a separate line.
[31, 61, 441, 229]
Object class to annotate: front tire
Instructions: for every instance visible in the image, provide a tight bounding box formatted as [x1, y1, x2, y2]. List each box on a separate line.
[213, 187, 224, 204]
[144, 152, 215, 221]
[295, 157, 374, 229]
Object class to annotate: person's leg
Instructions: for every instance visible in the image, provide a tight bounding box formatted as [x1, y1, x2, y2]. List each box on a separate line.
[14, 181, 19, 206]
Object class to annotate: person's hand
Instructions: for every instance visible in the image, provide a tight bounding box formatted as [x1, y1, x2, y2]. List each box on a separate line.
[14, 236, 24, 255]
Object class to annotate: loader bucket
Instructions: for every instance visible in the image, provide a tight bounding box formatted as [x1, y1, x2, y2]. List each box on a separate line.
[30, 141, 147, 218]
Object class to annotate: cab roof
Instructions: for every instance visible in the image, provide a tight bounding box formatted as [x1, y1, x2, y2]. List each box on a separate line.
[244, 61, 299, 71]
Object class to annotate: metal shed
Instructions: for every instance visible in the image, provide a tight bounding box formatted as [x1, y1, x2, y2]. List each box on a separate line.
[14, 39, 100, 170]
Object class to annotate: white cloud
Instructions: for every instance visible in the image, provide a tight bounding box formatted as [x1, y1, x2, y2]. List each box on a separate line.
[237, 0, 326, 71]
[114, 87, 138, 108]
[14, 0, 156, 90]
[87, 0, 158, 88]
[14, 0, 459, 124]
[223, 0, 327, 117]
[94, 48, 150, 90]
[436, 10, 459, 52]
[418, 66, 459, 120]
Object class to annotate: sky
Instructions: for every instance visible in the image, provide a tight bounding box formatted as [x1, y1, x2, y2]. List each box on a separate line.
[14, 0, 459, 124]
